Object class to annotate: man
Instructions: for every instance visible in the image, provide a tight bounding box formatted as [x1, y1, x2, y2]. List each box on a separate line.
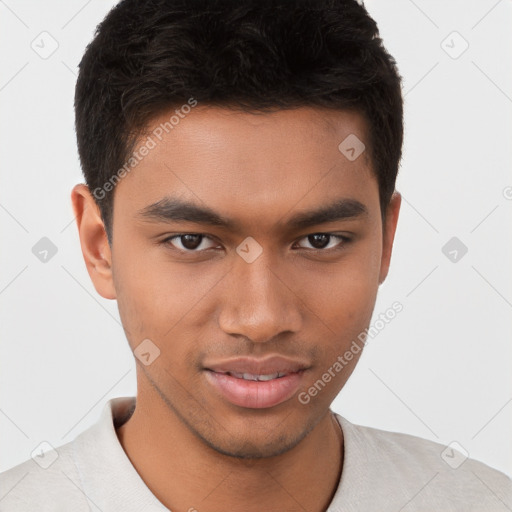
[1, 0, 510, 510]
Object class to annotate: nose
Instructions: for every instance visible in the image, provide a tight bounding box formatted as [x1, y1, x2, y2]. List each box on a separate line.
[218, 250, 303, 343]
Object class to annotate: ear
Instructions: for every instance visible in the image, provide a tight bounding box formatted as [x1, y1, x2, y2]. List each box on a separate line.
[379, 191, 401, 285]
[71, 184, 116, 299]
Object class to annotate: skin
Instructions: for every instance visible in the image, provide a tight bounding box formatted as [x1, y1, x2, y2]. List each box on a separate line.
[71, 105, 401, 512]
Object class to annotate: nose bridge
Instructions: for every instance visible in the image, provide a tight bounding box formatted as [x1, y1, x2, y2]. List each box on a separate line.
[219, 246, 301, 342]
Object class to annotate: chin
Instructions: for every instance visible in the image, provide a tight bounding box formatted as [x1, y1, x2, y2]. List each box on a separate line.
[198, 421, 312, 460]
[206, 435, 302, 460]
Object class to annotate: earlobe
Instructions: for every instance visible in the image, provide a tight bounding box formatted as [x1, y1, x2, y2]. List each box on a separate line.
[71, 184, 117, 300]
[378, 191, 401, 285]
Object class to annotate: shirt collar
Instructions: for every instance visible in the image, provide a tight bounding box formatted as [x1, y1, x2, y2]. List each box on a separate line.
[72, 396, 168, 511]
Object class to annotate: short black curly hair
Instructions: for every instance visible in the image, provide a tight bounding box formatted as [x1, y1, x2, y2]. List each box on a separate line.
[75, 0, 403, 245]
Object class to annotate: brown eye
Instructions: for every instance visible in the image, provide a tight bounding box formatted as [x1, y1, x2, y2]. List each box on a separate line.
[295, 233, 350, 251]
[179, 234, 203, 250]
[163, 234, 217, 252]
[307, 234, 330, 249]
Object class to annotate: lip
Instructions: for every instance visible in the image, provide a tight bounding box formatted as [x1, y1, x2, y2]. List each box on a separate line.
[203, 356, 310, 409]
[203, 355, 310, 375]
[204, 369, 306, 409]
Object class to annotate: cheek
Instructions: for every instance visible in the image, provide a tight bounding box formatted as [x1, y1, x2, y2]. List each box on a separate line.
[295, 246, 382, 405]
[295, 240, 382, 331]
[112, 238, 224, 345]
[111, 235, 173, 344]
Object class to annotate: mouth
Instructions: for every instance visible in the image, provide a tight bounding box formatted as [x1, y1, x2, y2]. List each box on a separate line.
[203, 356, 310, 409]
[212, 370, 291, 381]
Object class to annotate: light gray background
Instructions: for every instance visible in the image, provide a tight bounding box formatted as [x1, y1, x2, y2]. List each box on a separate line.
[1, 0, 511, 477]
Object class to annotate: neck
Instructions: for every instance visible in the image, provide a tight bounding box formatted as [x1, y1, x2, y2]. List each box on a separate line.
[116, 392, 344, 512]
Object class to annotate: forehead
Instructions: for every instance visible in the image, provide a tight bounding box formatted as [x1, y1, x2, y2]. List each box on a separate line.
[113, 105, 379, 228]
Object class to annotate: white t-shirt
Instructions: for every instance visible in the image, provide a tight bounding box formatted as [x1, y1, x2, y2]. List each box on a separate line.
[1, 396, 511, 511]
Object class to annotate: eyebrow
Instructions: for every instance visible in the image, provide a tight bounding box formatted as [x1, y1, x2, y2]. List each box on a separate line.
[137, 196, 368, 232]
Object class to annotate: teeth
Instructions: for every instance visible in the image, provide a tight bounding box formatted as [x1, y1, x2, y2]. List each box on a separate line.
[228, 371, 287, 381]
[255, 373, 278, 381]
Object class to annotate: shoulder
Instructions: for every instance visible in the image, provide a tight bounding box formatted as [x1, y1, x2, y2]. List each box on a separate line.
[352, 419, 509, 477]
[0, 440, 89, 511]
[334, 414, 512, 510]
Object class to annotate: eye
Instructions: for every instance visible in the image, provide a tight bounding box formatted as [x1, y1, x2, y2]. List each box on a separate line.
[162, 234, 219, 252]
[294, 233, 350, 251]
[161, 232, 351, 254]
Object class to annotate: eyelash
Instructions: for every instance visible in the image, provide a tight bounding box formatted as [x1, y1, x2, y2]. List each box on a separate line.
[160, 232, 352, 254]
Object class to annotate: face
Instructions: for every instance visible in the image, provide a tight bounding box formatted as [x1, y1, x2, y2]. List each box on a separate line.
[74, 105, 400, 459]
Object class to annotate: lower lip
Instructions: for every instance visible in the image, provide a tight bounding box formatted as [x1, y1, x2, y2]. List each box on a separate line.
[204, 370, 305, 409]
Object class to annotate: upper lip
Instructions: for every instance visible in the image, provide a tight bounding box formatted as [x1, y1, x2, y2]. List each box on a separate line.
[204, 355, 310, 375]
